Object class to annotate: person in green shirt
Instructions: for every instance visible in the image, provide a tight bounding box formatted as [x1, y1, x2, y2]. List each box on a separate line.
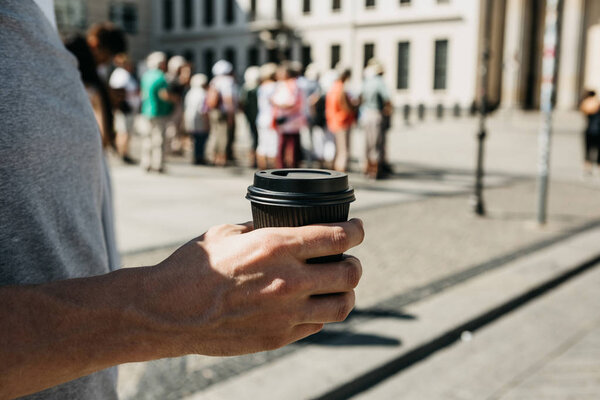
[140, 51, 173, 173]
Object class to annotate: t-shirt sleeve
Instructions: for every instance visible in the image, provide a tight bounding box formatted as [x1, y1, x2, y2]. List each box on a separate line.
[157, 76, 168, 91]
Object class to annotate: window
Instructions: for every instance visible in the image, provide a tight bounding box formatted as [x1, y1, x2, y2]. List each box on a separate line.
[248, 46, 259, 66]
[225, 0, 235, 24]
[250, 0, 257, 20]
[363, 43, 375, 67]
[397, 41, 410, 89]
[433, 39, 448, 90]
[399, 0, 411, 5]
[204, 48, 215, 78]
[331, 44, 341, 69]
[204, 0, 214, 26]
[301, 45, 312, 68]
[109, 3, 138, 34]
[55, 0, 87, 33]
[183, 0, 193, 29]
[162, 0, 173, 31]
[276, 0, 283, 21]
[224, 47, 237, 74]
[183, 49, 195, 70]
[332, 0, 341, 12]
[366, 0, 376, 8]
[303, 0, 311, 14]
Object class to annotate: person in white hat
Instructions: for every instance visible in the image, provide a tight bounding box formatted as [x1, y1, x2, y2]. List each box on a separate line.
[140, 51, 174, 173]
[184, 73, 210, 164]
[165, 55, 192, 156]
[109, 53, 140, 164]
[360, 58, 392, 179]
[206, 60, 238, 166]
[255, 63, 279, 169]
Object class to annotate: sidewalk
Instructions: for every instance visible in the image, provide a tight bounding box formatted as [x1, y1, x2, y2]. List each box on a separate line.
[356, 262, 600, 399]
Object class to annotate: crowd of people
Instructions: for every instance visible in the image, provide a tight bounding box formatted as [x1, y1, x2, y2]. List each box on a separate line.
[64, 22, 394, 180]
[142, 56, 393, 179]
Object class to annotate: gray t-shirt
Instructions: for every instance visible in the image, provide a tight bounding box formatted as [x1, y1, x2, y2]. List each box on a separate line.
[0, 1, 119, 398]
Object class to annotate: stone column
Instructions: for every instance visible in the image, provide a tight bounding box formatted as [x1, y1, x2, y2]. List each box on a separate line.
[584, 23, 600, 94]
[500, 0, 526, 109]
[556, 0, 585, 109]
[173, 0, 182, 32]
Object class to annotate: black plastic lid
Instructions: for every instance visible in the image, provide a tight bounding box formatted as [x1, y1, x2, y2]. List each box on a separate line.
[246, 169, 355, 207]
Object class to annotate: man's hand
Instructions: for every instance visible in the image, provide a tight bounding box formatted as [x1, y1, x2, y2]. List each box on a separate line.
[0, 219, 364, 398]
[145, 218, 365, 356]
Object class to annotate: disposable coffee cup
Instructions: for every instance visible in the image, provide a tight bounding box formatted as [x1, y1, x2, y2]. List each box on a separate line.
[246, 169, 355, 263]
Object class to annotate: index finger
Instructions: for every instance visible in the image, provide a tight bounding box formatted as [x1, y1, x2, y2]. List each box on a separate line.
[286, 218, 365, 260]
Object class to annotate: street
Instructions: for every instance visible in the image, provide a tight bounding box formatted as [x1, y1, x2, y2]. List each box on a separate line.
[112, 110, 600, 399]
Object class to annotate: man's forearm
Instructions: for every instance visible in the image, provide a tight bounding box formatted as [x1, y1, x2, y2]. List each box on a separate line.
[0, 266, 170, 399]
[0, 220, 364, 399]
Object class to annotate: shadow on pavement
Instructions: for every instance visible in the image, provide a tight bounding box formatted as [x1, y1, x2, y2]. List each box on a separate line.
[301, 331, 401, 347]
[348, 307, 417, 321]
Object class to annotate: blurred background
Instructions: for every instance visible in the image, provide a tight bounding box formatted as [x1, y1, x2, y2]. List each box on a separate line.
[55, 0, 600, 111]
[53, 1, 600, 399]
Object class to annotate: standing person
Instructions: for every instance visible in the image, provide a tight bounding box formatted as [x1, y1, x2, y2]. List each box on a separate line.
[240, 66, 261, 167]
[85, 22, 127, 82]
[165, 55, 189, 156]
[326, 67, 356, 172]
[184, 73, 210, 165]
[580, 90, 600, 177]
[1, 2, 364, 399]
[360, 60, 392, 179]
[207, 60, 238, 166]
[255, 63, 279, 170]
[64, 24, 126, 150]
[272, 63, 307, 169]
[297, 63, 322, 166]
[109, 53, 140, 164]
[140, 51, 173, 173]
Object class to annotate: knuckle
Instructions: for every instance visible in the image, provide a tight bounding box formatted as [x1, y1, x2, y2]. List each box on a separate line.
[345, 259, 362, 288]
[269, 278, 297, 297]
[331, 226, 350, 253]
[355, 220, 366, 243]
[336, 292, 355, 321]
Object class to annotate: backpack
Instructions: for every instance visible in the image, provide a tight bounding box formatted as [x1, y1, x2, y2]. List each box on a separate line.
[205, 85, 222, 110]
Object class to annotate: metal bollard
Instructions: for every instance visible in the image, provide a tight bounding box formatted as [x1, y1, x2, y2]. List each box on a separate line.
[403, 104, 411, 124]
[418, 103, 425, 121]
[436, 104, 444, 119]
[453, 103, 461, 117]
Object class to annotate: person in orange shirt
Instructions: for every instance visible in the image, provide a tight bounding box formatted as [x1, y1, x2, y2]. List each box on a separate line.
[326, 68, 357, 172]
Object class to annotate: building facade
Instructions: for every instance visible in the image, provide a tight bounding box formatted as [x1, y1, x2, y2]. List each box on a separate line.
[501, 0, 600, 110]
[54, 0, 600, 111]
[154, 0, 486, 109]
